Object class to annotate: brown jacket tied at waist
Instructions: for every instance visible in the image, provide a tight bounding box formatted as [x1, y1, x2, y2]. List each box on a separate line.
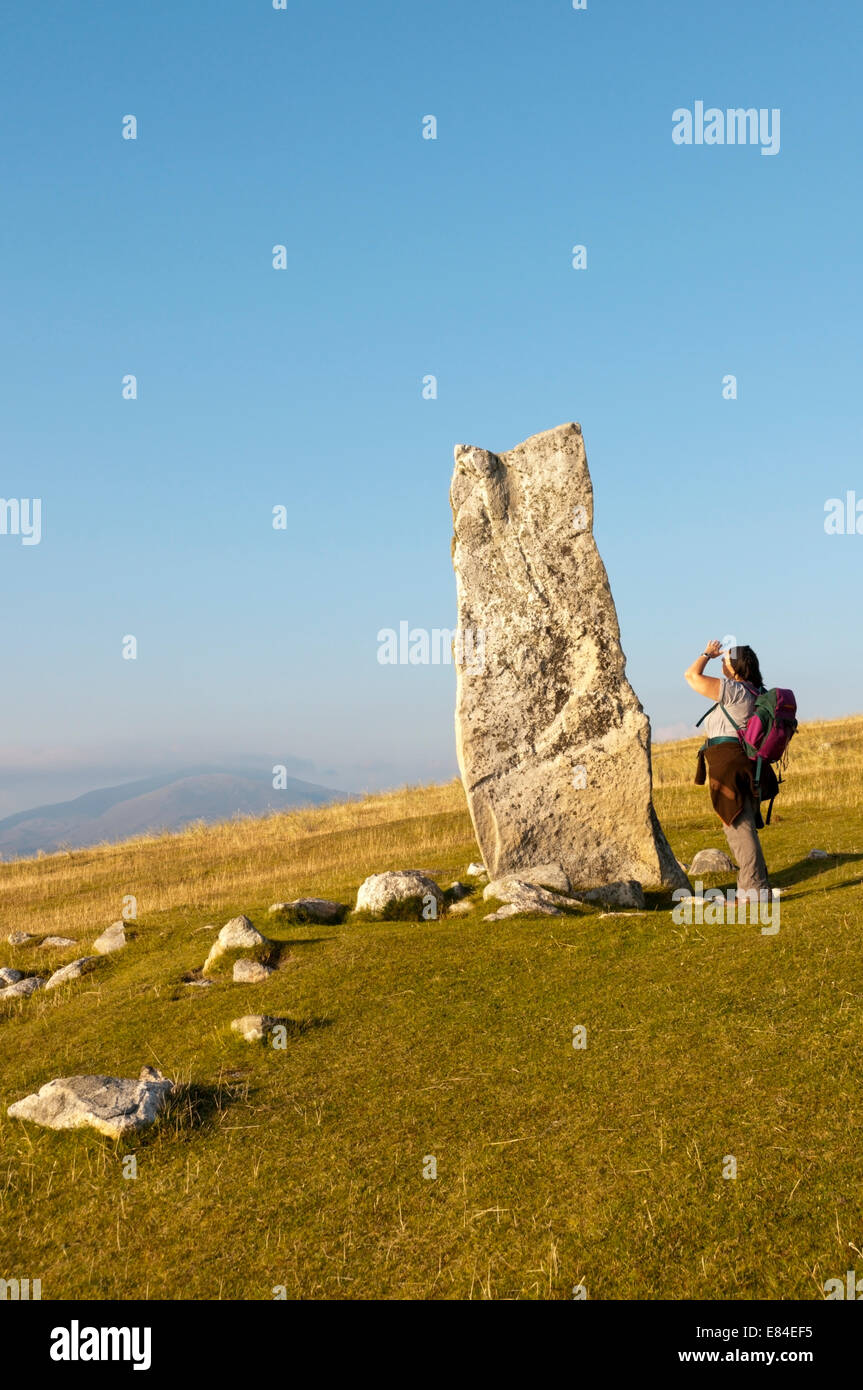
[694, 742, 779, 827]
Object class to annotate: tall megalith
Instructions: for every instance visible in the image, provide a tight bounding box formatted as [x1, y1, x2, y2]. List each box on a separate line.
[450, 422, 687, 890]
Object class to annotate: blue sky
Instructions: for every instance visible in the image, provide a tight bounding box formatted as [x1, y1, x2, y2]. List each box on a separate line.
[1, 0, 861, 816]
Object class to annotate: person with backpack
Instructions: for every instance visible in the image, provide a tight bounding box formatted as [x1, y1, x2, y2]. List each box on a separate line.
[685, 641, 779, 900]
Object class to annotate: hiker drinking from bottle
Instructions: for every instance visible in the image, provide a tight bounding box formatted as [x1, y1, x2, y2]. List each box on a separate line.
[684, 641, 778, 901]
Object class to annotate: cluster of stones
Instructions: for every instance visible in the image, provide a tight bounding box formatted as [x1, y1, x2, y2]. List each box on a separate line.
[6, 838, 767, 1137]
[0, 920, 129, 1003]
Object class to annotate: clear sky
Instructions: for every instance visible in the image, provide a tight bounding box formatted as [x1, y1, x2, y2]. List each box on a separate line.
[1, 0, 861, 816]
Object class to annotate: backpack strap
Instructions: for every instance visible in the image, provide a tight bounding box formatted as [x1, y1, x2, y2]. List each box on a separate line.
[696, 683, 758, 734]
[695, 701, 743, 730]
[718, 703, 741, 731]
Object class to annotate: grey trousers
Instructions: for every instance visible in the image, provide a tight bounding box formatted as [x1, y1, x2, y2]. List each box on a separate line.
[723, 798, 770, 893]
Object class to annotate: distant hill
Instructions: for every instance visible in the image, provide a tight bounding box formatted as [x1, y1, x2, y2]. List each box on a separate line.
[0, 767, 349, 859]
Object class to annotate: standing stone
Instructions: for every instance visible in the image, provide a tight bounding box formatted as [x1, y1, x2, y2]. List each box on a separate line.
[451, 422, 687, 890]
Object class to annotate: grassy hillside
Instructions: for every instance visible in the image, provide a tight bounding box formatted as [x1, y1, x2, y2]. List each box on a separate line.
[1, 715, 862, 1300]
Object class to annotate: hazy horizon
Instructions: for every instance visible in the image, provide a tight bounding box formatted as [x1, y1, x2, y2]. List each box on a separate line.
[2, 1, 860, 824]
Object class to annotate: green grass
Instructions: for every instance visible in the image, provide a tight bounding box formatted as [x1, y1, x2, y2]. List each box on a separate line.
[1, 717, 862, 1300]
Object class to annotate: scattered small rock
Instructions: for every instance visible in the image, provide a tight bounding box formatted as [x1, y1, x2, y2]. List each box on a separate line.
[807, 849, 830, 859]
[93, 922, 128, 955]
[6, 932, 36, 946]
[268, 898, 346, 924]
[482, 878, 572, 917]
[0, 968, 24, 986]
[447, 900, 473, 916]
[689, 849, 734, 874]
[203, 916, 270, 974]
[354, 871, 444, 919]
[576, 880, 646, 910]
[7, 1067, 175, 1138]
[231, 1015, 291, 1044]
[465, 863, 487, 878]
[39, 937, 77, 949]
[0, 976, 47, 1000]
[44, 957, 99, 991]
[233, 959, 274, 984]
[483, 904, 525, 922]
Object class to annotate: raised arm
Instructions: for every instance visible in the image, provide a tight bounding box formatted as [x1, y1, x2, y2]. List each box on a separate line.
[684, 639, 722, 699]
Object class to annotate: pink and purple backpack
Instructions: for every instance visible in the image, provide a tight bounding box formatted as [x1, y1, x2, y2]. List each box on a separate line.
[698, 683, 798, 823]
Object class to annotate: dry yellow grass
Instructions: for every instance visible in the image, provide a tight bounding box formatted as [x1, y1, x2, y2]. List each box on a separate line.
[0, 782, 475, 940]
[1, 713, 859, 943]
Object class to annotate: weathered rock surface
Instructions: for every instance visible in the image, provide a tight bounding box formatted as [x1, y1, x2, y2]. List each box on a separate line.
[0, 975, 47, 999]
[483, 903, 528, 922]
[354, 871, 444, 919]
[447, 900, 473, 916]
[203, 916, 269, 974]
[466, 863, 487, 878]
[451, 422, 688, 891]
[511, 862, 571, 893]
[39, 937, 76, 950]
[689, 849, 735, 874]
[0, 968, 24, 986]
[93, 922, 128, 955]
[268, 898, 346, 924]
[7, 1067, 174, 1137]
[482, 877, 572, 918]
[44, 957, 98, 990]
[7, 932, 36, 946]
[484, 876, 571, 908]
[233, 959, 274, 984]
[231, 1015, 290, 1043]
[575, 880, 646, 910]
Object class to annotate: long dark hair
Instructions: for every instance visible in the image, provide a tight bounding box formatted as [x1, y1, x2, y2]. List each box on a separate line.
[728, 645, 764, 692]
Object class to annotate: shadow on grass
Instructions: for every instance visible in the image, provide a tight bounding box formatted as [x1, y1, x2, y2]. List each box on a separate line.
[265, 936, 335, 950]
[768, 853, 863, 891]
[646, 852, 863, 910]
